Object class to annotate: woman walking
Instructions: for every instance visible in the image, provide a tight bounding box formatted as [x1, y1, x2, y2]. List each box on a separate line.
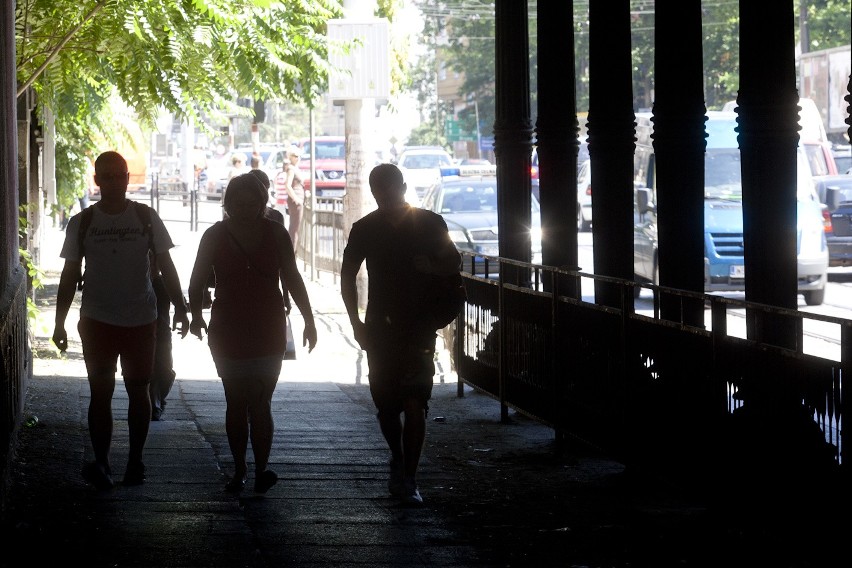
[188, 173, 317, 493]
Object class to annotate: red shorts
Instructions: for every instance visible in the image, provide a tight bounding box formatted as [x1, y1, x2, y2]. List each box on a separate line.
[78, 317, 157, 385]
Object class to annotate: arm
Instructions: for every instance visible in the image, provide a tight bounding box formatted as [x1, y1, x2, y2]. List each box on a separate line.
[51, 260, 81, 352]
[340, 244, 368, 350]
[276, 227, 316, 352]
[155, 251, 190, 338]
[188, 229, 217, 340]
[285, 165, 302, 204]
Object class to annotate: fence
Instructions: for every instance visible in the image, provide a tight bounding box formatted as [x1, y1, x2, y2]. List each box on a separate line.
[294, 203, 848, 496]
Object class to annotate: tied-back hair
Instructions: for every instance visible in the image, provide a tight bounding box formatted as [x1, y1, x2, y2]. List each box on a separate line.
[223, 173, 267, 218]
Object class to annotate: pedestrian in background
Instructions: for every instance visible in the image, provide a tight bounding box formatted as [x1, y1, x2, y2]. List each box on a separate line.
[341, 163, 461, 506]
[149, 251, 181, 421]
[188, 173, 317, 494]
[281, 145, 305, 252]
[52, 151, 190, 490]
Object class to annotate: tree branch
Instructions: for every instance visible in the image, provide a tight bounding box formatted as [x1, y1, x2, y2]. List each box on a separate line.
[17, 0, 109, 98]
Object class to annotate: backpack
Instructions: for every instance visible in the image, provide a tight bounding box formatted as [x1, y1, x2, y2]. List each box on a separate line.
[427, 269, 467, 330]
[76, 201, 155, 290]
[413, 209, 467, 330]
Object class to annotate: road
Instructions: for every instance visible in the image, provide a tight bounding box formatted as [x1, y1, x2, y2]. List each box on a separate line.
[576, 230, 852, 362]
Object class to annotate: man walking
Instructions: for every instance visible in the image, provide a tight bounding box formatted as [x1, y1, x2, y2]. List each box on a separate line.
[52, 151, 189, 490]
[341, 163, 461, 506]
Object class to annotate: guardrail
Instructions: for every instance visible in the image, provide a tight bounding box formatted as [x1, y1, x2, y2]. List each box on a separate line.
[299, 196, 345, 283]
[454, 254, 846, 494]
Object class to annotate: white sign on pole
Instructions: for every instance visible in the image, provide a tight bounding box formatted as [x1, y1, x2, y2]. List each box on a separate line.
[327, 19, 390, 101]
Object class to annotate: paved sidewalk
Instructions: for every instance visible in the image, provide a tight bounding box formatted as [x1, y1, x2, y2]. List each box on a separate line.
[3, 222, 517, 567]
[3, 221, 839, 567]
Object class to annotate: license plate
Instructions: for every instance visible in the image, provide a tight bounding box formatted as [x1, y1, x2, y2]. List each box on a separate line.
[730, 265, 745, 278]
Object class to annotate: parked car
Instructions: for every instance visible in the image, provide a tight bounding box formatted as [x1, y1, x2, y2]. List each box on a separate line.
[817, 175, 852, 266]
[395, 146, 455, 199]
[576, 159, 593, 232]
[419, 165, 542, 276]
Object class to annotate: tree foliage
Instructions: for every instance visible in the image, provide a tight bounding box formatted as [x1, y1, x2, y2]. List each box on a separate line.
[408, 0, 850, 137]
[15, 0, 344, 207]
[16, 0, 344, 126]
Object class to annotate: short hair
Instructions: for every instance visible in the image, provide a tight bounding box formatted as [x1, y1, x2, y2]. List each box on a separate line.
[94, 151, 128, 174]
[286, 145, 302, 158]
[369, 163, 404, 192]
[222, 173, 266, 217]
[248, 168, 270, 190]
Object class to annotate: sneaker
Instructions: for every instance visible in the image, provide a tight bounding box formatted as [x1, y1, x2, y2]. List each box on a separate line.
[82, 461, 114, 491]
[399, 478, 423, 507]
[151, 406, 163, 421]
[388, 459, 404, 497]
[122, 461, 146, 486]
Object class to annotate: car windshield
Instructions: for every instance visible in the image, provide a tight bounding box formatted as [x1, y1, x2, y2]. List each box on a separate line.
[403, 154, 452, 169]
[315, 141, 344, 159]
[439, 180, 540, 213]
[704, 149, 743, 200]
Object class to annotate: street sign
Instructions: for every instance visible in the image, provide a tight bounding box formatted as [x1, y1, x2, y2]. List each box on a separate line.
[445, 119, 477, 142]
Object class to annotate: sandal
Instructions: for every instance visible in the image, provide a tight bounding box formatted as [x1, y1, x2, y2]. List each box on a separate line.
[82, 461, 114, 491]
[254, 470, 278, 494]
[122, 461, 146, 486]
[225, 475, 247, 493]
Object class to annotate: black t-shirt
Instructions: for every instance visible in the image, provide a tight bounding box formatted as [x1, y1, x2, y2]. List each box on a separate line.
[344, 206, 450, 337]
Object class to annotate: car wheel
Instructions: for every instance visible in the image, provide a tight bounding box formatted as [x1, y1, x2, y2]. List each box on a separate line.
[803, 287, 825, 306]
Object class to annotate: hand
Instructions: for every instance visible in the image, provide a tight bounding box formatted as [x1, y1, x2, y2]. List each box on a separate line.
[302, 320, 318, 353]
[51, 327, 68, 353]
[189, 317, 207, 340]
[352, 320, 370, 351]
[172, 312, 190, 338]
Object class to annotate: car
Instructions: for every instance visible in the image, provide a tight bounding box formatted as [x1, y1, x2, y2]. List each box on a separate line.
[211, 151, 251, 196]
[395, 146, 455, 199]
[576, 159, 593, 232]
[287, 136, 346, 198]
[234, 143, 287, 192]
[459, 158, 492, 166]
[817, 175, 852, 266]
[633, 111, 828, 305]
[832, 144, 852, 175]
[531, 137, 588, 201]
[419, 165, 542, 276]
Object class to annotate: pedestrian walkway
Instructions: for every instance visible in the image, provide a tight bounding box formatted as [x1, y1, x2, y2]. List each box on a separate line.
[3, 221, 838, 567]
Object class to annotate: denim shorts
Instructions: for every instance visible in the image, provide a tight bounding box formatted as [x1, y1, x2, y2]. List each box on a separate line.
[213, 354, 283, 380]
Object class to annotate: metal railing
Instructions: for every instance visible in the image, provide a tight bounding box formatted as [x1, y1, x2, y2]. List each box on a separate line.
[293, 204, 848, 493]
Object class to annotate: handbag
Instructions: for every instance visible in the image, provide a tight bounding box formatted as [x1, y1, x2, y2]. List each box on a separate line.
[284, 315, 296, 360]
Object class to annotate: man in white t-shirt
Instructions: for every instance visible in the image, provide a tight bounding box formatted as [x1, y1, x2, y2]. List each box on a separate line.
[52, 151, 190, 490]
